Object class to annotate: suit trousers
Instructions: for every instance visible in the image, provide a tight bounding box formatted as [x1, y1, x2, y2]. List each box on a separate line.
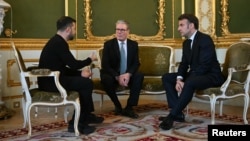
[162, 72, 218, 117]
[101, 72, 144, 109]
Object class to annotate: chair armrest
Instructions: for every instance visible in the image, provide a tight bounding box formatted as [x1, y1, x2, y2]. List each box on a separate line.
[27, 66, 39, 71]
[220, 64, 250, 92]
[27, 63, 39, 71]
[31, 69, 51, 75]
[22, 69, 55, 77]
[233, 64, 249, 71]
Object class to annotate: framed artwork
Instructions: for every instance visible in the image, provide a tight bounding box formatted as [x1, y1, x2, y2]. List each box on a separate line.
[83, 0, 166, 41]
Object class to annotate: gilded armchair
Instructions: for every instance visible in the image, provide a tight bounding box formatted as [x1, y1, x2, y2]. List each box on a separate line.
[11, 42, 80, 137]
[195, 42, 250, 124]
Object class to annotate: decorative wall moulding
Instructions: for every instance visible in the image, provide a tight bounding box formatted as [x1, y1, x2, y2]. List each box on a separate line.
[83, 0, 166, 41]
[195, 0, 216, 38]
[220, 0, 250, 38]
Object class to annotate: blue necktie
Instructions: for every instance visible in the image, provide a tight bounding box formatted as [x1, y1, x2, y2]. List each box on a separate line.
[120, 42, 126, 74]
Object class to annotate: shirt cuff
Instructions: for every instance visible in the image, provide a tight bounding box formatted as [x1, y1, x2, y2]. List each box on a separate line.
[176, 76, 183, 80]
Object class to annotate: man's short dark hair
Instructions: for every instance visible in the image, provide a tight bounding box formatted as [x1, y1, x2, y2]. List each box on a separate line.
[56, 16, 76, 31]
[178, 14, 199, 29]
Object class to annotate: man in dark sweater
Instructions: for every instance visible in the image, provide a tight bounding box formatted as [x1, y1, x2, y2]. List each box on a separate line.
[38, 16, 103, 135]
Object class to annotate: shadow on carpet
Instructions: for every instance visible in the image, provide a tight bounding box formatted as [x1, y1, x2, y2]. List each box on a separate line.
[0, 103, 247, 141]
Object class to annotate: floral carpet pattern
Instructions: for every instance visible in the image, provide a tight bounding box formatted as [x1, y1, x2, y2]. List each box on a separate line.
[0, 103, 247, 141]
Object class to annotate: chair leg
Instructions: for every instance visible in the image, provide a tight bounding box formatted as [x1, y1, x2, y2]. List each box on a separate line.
[73, 99, 80, 136]
[64, 106, 69, 123]
[22, 98, 27, 128]
[210, 95, 216, 125]
[27, 105, 33, 138]
[54, 107, 58, 119]
[243, 95, 249, 124]
[219, 101, 223, 116]
[100, 94, 104, 108]
[185, 105, 189, 117]
[35, 106, 38, 118]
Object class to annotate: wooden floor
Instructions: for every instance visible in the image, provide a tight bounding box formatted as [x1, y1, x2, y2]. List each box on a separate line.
[0, 98, 249, 132]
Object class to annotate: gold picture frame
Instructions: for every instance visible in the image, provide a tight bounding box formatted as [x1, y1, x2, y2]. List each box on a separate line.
[220, 0, 250, 38]
[83, 0, 166, 41]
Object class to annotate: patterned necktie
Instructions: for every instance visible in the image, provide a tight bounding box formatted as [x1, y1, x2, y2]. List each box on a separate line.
[120, 42, 126, 74]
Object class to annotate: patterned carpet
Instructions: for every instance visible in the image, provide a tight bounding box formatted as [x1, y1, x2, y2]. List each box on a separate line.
[0, 103, 247, 141]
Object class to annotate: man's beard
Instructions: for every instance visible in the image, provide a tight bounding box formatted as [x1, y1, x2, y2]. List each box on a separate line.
[68, 34, 74, 40]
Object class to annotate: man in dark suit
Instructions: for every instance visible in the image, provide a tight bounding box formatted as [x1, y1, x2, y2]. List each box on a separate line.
[38, 16, 104, 134]
[159, 14, 225, 130]
[100, 20, 144, 118]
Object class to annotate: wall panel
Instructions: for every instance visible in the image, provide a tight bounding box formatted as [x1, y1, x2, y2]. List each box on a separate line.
[2, 0, 64, 38]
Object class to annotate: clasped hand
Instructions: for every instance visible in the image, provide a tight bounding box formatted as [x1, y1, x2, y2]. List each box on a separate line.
[175, 80, 184, 93]
[117, 73, 130, 87]
[81, 66, 92, 78]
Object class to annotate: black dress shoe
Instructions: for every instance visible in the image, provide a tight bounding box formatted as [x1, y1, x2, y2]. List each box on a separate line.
[122, 109, 139, 119]
[86, 113, 104, 124]
[68, 123, 96, 135]
[174, 113, 185, 122]
[158, 116, 167, 121]
[159, 113, 185, 122]
[114, 107, 123, 115]
[159, 116, 174, 130]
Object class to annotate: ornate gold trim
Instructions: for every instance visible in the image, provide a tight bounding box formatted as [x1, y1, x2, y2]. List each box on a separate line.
[2, 95, 22, 101]
[83, 0, 166, 41]
[0, 38, 240, 50]
[195, 0, 216, 37]
[221, 0, 250, 38]
[65, 0, 68, 16]
[7, 59, 38, 87]
[7, 59, 19, 87]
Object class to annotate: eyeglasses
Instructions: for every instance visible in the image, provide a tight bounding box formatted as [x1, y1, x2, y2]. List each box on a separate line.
[115, 28, 127, 32]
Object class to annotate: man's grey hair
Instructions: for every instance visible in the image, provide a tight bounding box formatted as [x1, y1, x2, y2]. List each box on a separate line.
[116, 20, 130, 29]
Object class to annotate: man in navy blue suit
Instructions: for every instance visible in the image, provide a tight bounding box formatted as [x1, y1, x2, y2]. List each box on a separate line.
[100, 20, 144, 119]
[159, 14, 225, 130]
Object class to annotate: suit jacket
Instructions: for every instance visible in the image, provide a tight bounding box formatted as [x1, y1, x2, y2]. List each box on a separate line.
[100, 38, 140, 77]
[177, 31, 224, 85]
